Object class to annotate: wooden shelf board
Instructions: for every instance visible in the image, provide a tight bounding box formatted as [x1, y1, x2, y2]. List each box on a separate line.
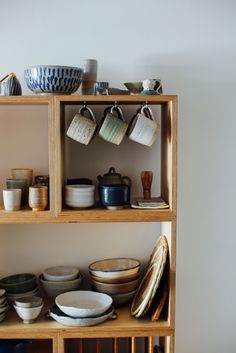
[0, 306, 173, 338]
[0, 96, 53, 105]
[0, 209, 55, 224]
[57, 208, 176, 223]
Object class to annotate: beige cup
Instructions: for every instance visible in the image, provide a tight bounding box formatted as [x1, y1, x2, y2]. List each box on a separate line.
[3, 189, 22, 211]
[99, 105, 128, 145]
[28, 186, 48, 211]
[128, 105, 160, 146]
[11, 168, 33, 188]
[66, 105, 97, 145]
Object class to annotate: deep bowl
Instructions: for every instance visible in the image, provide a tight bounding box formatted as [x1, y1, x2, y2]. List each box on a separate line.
[99, 184, 130, 209]
[65, 185, 95, 209]
[0, 274, 37, 294]
[24, 65, 83, 95]
[13, 304, 43, 324]
[39, 273, 84, 299]
[123, 82, 143, 94]
[92, 276, 140, 294]
[89, 258, 140, 279]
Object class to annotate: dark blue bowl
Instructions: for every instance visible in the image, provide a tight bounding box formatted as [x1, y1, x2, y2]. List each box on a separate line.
[99, 184, 130, 209]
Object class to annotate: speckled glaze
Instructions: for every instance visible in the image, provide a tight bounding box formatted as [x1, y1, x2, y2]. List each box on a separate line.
[24, 65, 83, 95]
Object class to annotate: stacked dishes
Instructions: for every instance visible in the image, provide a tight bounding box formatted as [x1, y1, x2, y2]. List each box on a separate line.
[89, 258, 141, 307]
[65, 185, 95, 209]
[13, 296, 43, 324]
[39, 266, 83, 300]
[0, 289, 10, 323]
[0, 273, 38, 304]
[49, 290, 114, 327]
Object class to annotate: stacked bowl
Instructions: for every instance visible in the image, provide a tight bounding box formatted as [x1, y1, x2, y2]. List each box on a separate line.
[89, 258, 141, 307]
[0, 273, 39, 305]
[39, 266, 83, 300]
[0, 289, 10, 322]
[13, 296, 43, 324]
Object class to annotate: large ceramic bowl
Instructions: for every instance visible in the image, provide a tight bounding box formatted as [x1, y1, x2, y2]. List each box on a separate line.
[39, 273, 83, 299]
[91, 276, 140, 294]
[55, 290, 113, 318]
[24, 65, 83, 95]
[43, 266, 79, 282]
[89, 258, 140, 280]
[0, 273, 37, 294]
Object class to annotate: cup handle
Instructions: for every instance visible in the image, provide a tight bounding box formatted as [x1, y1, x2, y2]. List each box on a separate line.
[110, 105, 125, 121]
[79, 105, 96, 123]
[122, 176, 132, 186]
[140, 104, 155, 121]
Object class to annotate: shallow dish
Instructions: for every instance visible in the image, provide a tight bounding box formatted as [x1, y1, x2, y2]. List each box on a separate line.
[43, 266, 79, 282]
[0, 273, 36, 294]
[49, 304, 115, 327]
[39, 273, 83, 299]
[24, 65, 83, 95]
[56, 290, 113, 318]
[89, 258, 140, 279]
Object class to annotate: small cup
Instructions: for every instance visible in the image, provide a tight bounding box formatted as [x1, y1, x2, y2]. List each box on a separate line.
[128, 105, 160, 146]
[99, 184, 130, 210]
[66, 105, 97, 145]
[93, 82, 109, 95]
[11, 168, 33, 188]
[99, 105, 128, 145]
[3, 189, 22, 211]
[28, 186, 48, 211]
[6, 178, 27, 206]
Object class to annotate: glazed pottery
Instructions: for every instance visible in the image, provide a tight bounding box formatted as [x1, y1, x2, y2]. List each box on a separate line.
[14, 296, 43, 308]
[97, 167, 131, 186]
[81, 59, 97, 95]
[14, 303, 43, 324]
[99, 184, 130, 209]
[28, 186, 48, 211]
[99, 105, 127, 145]
[3, 189, 21, 211]
[0, 273, 37, 294]
[43, 266, 79, 282]
[39, 273, 83, 299]
[24, 65, 83, 95]
[93, 82, 109, 95]
[11, 168, 33, 189]
[0, 73, 22, 96]
[89, 258, 140, 279]
[123, 82, 143, 94]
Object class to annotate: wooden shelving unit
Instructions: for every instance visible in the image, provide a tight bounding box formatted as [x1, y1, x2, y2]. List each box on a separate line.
[0, 95, 177, 353]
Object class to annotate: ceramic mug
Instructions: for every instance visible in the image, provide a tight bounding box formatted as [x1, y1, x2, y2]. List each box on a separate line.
[6, 178, 27, 206]
[99, 105, 128, 145]
[66, 105, 97, 145]
[3, 189, 22, 211]
[28, 186, 48, 211]
[128, 105, 160, 146]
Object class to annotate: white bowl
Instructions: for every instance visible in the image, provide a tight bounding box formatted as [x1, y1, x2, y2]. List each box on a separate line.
[43, 266, 79, 282]
[89, 258, 140, 279]
[13, 304, 43, 323]
[14, 296, 43, 308]
[39, 273, 83, 299]
[65, 185, 95, 208]
[55, 290, 113, 318]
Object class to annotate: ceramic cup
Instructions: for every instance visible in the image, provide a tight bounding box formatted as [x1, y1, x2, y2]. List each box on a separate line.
[28, 186, 48, 211]
[3, 189, 22, 211]
[11, 168, 33, 188]
[128, 105, 160, 146]
[99, 105, 128, 145]
[93, 82, 109, 95]
[66, 105, 97, 145]
[6, 178, 27, 206]
[81, 59, 98, 95]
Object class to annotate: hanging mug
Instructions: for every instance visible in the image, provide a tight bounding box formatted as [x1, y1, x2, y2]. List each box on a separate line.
[66, 105, 97, 145]
[99, 104, 128, 145]
[127, 104, 160, 146]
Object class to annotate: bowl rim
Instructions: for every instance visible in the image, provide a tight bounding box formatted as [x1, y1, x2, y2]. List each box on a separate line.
[0, 273, 36, 286]
[89, 257, 140, 273]
[25, 65, 83, 71]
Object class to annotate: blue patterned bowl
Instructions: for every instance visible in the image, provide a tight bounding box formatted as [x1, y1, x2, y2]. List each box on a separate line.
[24, 65, 83, 95]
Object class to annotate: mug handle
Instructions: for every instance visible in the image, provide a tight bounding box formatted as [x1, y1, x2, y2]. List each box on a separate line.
[110, 104, 125, 121]
[79, 105, 96, 123]
[140, 104, 155, 121]
[122, 176, 132, 186]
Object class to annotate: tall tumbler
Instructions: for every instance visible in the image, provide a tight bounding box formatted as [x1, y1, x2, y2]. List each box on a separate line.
[81, 59, 98, 95]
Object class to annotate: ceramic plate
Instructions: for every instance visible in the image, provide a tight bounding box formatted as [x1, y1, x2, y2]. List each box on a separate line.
[131, 235, 168, 317]
[55, 290, 113, 318]
[49, 304, 115, 327]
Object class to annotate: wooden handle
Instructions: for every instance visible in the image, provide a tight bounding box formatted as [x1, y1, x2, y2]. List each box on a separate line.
[141, 171, 153, 199]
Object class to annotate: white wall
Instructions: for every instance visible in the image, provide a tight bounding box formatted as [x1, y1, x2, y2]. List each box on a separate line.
[1, 0, 236, 352]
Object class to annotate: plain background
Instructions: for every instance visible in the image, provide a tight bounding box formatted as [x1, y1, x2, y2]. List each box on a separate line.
[0, 0, 236, 352]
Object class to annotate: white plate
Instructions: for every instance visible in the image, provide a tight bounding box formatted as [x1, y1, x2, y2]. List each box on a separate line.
[43, 266, 79, 282]
[56, 290, 113, 318]
[49, 304, 115, 327]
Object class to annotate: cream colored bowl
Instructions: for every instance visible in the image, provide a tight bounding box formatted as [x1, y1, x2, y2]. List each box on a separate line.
[89, 258, 140, 279]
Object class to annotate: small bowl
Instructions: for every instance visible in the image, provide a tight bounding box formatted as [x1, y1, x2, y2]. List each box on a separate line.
[123, 82, 143, 94]
[98, 184, 130, 210]
[13, 304, 43, 324]
[92, 276, 140, 294]
[55, 290, 113, 318]
[14, 296, 43, 308]
[24, 65, 83, 95]
[43, 266, 79, 282]
[109, 290, 136, 307]
[0, 273, 37, 294]
[39, 273, 84, 299]
[89, 258, 140, 279]
[65, 185, 95, 209]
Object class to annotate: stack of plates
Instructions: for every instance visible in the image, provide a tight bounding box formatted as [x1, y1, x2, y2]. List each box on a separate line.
[0, 273, 39, 305]
[49, 290, 114, 327]
[89, 258, 140, 307]
[39, 266, 83, 300]
[0, 289, 10, 322]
